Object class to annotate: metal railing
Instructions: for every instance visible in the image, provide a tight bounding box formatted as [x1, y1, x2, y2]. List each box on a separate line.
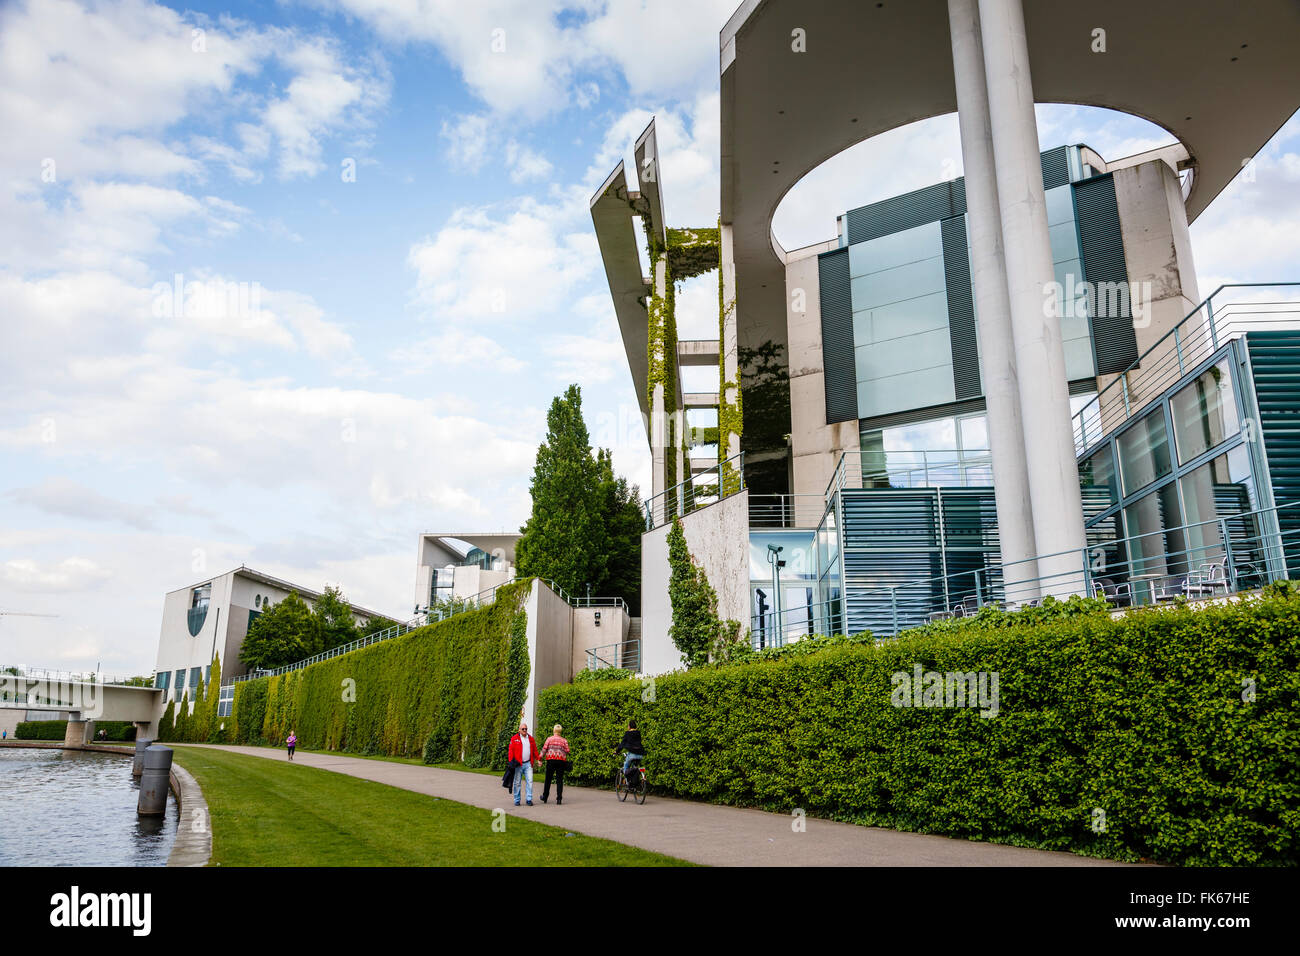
[827, 451, 995, 497]
[1073, 282, 1300, 454]
[585, 640, 641, 672]
[748, 494, 828, 529]
[750, 594, 844, 650]
[644, 452, 745, 531]
[834, 500, 1300, 636]
[0, 665, 147, 687]
[222, 578, 634, 689]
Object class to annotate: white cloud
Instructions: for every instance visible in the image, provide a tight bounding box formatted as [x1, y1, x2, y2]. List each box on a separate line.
[406, 187, 598, 323]
[440, 112, 493, 170]
[505, 140, 554, 183]
[0, 556, 113, 593]
[6, 477, 155, 530]
[389, 328, 526, 375]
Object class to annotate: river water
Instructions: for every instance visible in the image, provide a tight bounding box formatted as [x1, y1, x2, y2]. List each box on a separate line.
[0, 747, 179, 866]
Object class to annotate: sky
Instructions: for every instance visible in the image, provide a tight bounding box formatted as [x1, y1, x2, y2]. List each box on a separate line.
[1, 0, 1297, 676]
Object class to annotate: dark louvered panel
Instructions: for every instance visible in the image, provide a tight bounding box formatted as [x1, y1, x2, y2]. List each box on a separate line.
[818, 247, 857, 424]
[1041, 146, 1071, 189]
[1247, 332, 1300, 576]
[841, 491, 939, 548]
[844, 182, 962, 244]
[837, 488, 1003, 635]
[1074, 174, 1138, 375]
[941, 216, 980, 399]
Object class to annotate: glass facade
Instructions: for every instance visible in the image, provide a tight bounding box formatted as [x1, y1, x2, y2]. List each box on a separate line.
[861, 411, 991, 488]
[1116, 410, 1172, 494]
[749, 529, 817, 648]
[1170, 358, 1240, 464]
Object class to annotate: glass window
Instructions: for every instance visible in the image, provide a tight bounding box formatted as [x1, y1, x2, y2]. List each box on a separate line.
[174, 670, 185, 697]
[189, 667, 202, 689]
[1079, 444, 1118, 514]
[749, 531, 816, 582]
[1116, 410, 1172, 495]
[1170, 359, 1240, 463]
[862, 412, 991, 488]
[1123, 483, 1186, 578]
[1179, 445, 1259, 572]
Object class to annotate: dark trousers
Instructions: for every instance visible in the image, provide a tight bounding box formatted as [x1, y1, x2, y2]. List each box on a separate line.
[542, 760, 567, 802]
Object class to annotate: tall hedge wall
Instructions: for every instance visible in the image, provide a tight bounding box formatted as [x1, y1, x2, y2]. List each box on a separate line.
[16, 720, 67, 740]
[226, 580, 530, 765]
[539, 589, 1300, 865]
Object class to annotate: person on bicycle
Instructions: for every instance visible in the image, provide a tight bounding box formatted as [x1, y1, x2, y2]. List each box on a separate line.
[613, 718, 645, 778]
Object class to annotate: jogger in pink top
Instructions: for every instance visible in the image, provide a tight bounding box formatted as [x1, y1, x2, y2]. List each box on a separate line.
[286, 731, 297, 760]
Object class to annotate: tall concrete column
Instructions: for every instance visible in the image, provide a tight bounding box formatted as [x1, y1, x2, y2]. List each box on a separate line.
[947, 0, 1039, 601]
[978, 0, 1088, 595]
[650, 251, 669, 524]
[719, 224, 741, 462]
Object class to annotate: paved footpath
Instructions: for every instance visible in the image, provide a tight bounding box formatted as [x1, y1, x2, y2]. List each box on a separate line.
[183, 744, 1124, 867]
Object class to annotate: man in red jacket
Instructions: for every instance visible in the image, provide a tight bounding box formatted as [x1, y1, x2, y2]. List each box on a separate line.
[507, 721, 539, 806]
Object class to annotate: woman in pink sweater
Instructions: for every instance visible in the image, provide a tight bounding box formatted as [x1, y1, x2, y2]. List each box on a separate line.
[539, 724, 570, 805]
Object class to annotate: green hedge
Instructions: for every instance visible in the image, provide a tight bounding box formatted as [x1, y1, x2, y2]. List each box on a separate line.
[226, 580, 531, 766]
[539, 588, 1300, 865]
[16, 720, 66, 740]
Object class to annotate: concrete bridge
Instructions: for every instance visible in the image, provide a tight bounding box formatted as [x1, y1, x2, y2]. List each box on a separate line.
[0, 673, 162, 744]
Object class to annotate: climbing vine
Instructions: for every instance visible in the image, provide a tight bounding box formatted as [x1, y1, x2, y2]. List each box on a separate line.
[718, 236, 743, 495]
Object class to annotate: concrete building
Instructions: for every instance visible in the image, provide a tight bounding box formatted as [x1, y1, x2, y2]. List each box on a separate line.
[154, 566, 385, 702]
[591, 0, 1300, 670]
[413, 533, 520, 615]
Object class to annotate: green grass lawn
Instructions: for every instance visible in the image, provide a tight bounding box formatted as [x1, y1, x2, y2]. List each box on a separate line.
[172, 746, 688, 867]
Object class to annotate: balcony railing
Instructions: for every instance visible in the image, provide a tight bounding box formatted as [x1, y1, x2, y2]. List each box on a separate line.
[643, 452, 745, 531]
[829, 499, 1300, 637]
[1072, 282, 1300, 454]
[827, 450, 994, 497]
[748, 494, 828, 529]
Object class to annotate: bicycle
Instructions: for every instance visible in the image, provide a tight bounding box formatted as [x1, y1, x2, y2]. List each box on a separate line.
[613, 758, 648, 804]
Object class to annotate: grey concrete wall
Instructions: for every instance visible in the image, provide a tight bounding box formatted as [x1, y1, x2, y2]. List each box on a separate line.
[571, 605, 631, 675]
[522, 579, 574, 732]
[640, 490, 751, 675]
[0, 710, 21, 737]
[785, 241, 862, 498]
[1099, 158, 1201, 430]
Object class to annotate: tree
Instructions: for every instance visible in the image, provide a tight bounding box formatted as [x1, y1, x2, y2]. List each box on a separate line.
[596, 448, 644, 614]
[360, 614, 400, 638]
[516, 385, 609, 597]
[313, 585, 360, 652]
[667, 518, 723, 668]
[200, 655, 221, 742]
[173, 691, 191, 741]
[156, 700, 175, 742]
[240, 592, 321, 670]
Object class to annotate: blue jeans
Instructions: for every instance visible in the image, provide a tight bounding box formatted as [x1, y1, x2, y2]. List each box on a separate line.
[622, 753, 643, 774]
[513, 763, 533, 804]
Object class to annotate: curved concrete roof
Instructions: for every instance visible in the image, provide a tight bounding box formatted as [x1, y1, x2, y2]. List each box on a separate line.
[720, 0, 1300, 357]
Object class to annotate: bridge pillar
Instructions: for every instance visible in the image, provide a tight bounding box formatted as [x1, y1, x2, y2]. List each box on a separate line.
[64, 718, 89, 748]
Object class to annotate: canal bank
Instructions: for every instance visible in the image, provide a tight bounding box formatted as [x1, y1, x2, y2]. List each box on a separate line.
[0, 741, 210, 867]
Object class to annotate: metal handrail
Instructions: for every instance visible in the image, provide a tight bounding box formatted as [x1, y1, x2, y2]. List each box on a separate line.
[748, 494, 828, 529]
[584, 640, 641, 672]
[643, 451, 745, 531]
[221, 577, 633, 689]
[0, 665, 148, 687]
[1073, 282, 1300, 454]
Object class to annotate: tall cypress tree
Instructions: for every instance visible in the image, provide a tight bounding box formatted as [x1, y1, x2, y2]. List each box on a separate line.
[596, 448, 644, 613]
[516, 385, 609, 597]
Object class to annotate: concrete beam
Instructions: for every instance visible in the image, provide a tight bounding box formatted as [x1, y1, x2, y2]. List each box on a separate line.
[684, 391, 719, 409]
[678, 339, 720, 367]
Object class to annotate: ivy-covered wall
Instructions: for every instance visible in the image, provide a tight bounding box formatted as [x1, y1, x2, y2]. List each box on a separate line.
[224, 579, 531, 766]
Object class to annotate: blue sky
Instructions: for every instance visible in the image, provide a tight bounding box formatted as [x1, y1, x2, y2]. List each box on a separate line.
[1, 0, 1297, 675]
